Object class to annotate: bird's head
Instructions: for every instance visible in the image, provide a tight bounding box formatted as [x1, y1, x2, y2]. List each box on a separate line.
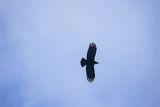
[94, 61, 99, 64]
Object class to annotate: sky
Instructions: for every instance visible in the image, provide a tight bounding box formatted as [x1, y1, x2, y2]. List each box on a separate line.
[0, 0, 160, 107]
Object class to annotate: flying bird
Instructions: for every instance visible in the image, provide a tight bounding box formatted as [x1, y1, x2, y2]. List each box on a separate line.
[80, 43, 99, 82]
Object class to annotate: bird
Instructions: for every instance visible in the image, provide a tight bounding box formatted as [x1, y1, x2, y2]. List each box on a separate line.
[80, 43, 99, 82]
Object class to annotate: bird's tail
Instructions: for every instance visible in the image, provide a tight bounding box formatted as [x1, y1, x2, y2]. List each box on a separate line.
[81, 58, 87, 67]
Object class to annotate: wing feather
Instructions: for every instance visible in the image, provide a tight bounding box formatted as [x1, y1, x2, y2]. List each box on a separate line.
[87, 43, 97, 61]
[86, 65, 95, 82]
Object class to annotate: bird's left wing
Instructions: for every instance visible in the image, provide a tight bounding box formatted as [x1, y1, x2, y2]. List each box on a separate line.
[86, 65, 95, 82]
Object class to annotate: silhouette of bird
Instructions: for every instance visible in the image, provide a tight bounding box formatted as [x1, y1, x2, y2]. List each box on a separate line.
[80, 43, 99, 82]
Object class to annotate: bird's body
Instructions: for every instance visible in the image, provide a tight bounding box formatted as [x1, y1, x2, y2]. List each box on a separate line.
[80, 43, 98, 82]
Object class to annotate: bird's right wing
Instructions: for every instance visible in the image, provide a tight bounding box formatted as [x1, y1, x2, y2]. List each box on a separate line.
[86, 65, 95, 82]
[87, 43, 97, 61]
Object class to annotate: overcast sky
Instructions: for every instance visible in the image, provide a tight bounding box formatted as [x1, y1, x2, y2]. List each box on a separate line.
[0, 0, 160, 107]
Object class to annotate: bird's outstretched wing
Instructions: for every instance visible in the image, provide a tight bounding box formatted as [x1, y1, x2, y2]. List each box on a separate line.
[87, 43, 97, 61]
[86, 65, 95, 82]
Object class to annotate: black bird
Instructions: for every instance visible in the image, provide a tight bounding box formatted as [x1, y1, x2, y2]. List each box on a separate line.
[80, 43, 99, 82]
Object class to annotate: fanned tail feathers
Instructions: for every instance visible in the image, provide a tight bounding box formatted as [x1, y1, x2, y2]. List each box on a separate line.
[80, 58, 87, 67]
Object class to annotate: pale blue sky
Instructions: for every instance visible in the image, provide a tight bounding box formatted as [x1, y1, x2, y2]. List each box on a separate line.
[0, 0, 160, 107]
